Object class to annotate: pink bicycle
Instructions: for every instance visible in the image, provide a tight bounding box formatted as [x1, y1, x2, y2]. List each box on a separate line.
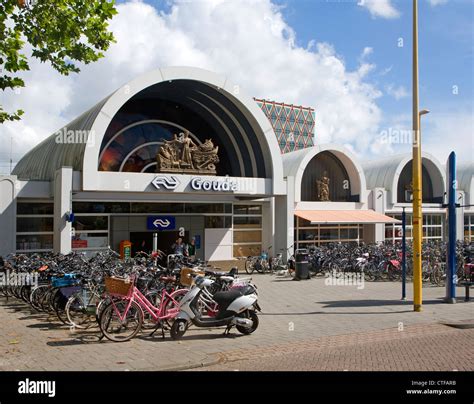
[98, 276, 187, 342]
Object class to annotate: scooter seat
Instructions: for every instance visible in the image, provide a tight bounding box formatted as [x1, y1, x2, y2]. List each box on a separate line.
[213, 289, 243, 308]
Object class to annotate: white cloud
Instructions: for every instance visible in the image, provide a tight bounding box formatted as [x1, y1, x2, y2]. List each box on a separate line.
[360, 46, 373, 60]
[386, 84, 409, 100]
[369, 109, 474, 164]
[422, 110, 474, 164]
[379, 66, 393, 76]
[2, 0, 385, 171]
[357, 0, 400, 19]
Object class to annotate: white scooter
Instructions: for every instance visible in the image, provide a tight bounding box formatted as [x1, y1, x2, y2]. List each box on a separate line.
[170, 276, 259, 340]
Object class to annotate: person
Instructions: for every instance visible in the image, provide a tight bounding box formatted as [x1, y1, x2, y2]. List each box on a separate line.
[171, 237, 184, 255]
[188, 237, 196, 260]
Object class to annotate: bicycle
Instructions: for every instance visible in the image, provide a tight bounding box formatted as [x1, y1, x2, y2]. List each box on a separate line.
[245, 247, 272, 274]
[98, 275, 187, 342]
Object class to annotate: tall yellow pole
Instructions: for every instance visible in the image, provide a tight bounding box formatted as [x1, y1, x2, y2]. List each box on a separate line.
[412, 0, 423, 312]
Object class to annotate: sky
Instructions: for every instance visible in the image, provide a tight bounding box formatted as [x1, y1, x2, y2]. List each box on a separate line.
[1, 0, 473, 174]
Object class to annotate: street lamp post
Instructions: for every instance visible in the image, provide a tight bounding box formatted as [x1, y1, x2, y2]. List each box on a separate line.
[413, 108, 429, 311]
[402, 207, 407, 301]
[412, 0, 422, 312]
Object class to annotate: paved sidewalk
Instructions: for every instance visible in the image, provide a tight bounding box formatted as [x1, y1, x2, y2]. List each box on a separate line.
[202, 322, 474, 371]
[0, 276, 472, 371]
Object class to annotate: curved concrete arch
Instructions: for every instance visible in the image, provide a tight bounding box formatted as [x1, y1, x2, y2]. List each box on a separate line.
[389, 152, 446, 205]
[82, 67, 285, 194]
[282, 144, 367, 203]
[457, 162, 474, 205]
[363, 152, 447, 205]
[187, 96, 248, 177]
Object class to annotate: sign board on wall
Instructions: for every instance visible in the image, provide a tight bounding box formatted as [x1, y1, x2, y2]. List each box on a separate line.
[194, 235, 201, 249]
[72, 239, 88, 248]
[146, 216, 176, 231]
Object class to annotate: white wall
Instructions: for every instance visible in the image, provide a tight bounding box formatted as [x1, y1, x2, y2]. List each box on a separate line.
[0, 176, 17, 256]
[53, 167, 72, 254]
[205, 228, 233, 261]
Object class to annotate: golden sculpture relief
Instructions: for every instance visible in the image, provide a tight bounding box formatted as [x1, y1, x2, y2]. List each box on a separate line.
[156, 131, 219, 175]
[316, 174, 330, 201]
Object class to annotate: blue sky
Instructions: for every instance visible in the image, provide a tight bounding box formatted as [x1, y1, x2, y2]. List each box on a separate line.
[129, 0, 474, 162]
[270, 0, 473, 121]
[2, 0, 473, 173]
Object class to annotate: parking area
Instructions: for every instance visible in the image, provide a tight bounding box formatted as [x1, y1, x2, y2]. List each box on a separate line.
[0, 275, 472, 371]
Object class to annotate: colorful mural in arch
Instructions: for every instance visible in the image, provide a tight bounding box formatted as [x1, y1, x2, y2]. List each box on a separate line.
[254, 98, 315, 153]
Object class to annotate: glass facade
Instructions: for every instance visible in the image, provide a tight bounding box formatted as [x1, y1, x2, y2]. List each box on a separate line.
[385, 213, 443, 243]
[72, 215, 109, 251]
[16, 201, 54, 252]
[295, 217, 363, 247]
[233, 204, 263, 257]
[465, 214, 474, 242]
[16, 234, 53, 251]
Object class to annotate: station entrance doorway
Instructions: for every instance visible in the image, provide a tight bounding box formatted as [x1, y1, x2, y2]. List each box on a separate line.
[130, 230, 190, 256]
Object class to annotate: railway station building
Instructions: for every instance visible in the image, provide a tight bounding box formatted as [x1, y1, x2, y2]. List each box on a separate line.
[0, 67, 472, 259]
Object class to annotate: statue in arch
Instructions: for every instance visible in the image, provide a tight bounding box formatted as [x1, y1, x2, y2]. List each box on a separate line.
[156, 131, 219, 175]
[316, 173, 330, 201]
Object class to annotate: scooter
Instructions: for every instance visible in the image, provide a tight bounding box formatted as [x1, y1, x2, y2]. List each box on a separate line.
[169, 276, 259, 340]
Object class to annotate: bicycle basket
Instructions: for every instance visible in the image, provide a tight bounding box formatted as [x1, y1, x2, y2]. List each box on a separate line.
[180, 267, 205, 287]
[104, 276, 133, 297]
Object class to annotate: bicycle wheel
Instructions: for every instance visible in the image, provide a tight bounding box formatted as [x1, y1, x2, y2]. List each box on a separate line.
[99, 300, 143, 342]
[30, 285, 48, 312]
[254, 259, 265, 274]
[0, 284, 9, 298]
[363, 263, 376, 281]
[422, 262, 431, 283]
[66, 294, 95, 329]
[40, 288, 55, 312]
[163, 289, 188, 317]
[431, 265, 445, 287]
[245, 258, 255, 274]
[52, 289, 70, 324]
[20, 285, 31, 303]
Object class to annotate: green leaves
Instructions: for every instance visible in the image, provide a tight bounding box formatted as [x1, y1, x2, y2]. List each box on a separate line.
[0, 0, 117, 123]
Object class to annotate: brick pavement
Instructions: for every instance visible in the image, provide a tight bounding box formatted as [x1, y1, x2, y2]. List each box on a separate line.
[0, 276, 472, 371]
[203, 323, 474, 371]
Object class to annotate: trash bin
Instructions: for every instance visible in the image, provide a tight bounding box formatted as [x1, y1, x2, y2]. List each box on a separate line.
[294, 249, 310, 280]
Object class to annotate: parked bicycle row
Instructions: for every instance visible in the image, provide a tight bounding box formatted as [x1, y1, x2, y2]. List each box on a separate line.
[244, 241, 474, 286]
[0, 250, 260, 342]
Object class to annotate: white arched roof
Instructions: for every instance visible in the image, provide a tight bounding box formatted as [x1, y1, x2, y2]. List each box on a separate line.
[362, 152, 446, 205]
[14, 67, 285, 195]
[282, 144, 367, 203]
[457, 162, 474, 205]
[82, 67, 285, 193]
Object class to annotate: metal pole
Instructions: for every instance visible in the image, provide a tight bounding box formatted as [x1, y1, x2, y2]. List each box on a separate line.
[9, 136, 13, 174]
[445, 152, 457, 303]
[153, 232, 158, 253]
[412, 0, 423, 312]
[402, 207, 407, 300]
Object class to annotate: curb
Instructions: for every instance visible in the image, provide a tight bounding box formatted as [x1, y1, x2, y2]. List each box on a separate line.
[140, 354, 222, 371]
